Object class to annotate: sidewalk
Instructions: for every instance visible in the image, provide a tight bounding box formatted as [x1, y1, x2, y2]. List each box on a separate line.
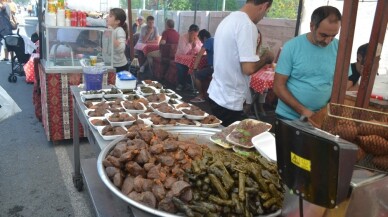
[0, 61, 94, 215]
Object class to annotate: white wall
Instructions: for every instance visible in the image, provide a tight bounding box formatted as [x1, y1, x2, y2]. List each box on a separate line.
[300, 0, 388, 75]
[131, 9, 296, 55]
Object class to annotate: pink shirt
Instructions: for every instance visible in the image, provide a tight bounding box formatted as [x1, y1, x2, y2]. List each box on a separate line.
[175, 33, 202, 56]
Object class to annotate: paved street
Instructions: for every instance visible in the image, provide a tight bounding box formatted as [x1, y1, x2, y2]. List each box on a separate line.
[0, 63, 95, 217]
[0, 12, 95, 217]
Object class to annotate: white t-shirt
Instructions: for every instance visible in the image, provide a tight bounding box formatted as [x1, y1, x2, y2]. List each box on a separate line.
[207, 11, 259, 111]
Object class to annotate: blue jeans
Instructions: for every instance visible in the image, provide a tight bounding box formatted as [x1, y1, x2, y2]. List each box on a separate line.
[176, 63, 189, 86]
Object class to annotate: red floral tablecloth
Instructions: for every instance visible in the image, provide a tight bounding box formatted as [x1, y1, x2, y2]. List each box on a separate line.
[250, 66, 275, 94]
[24, 53, 40, 83]
[174, 54, 208, 74]
[134, 43, 159, 55]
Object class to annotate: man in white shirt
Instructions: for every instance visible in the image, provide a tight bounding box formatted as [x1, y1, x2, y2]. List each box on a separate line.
[207, 0, 274, 126]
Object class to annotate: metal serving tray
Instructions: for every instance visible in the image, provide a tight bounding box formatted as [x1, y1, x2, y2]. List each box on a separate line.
[97, 126, 282, 217]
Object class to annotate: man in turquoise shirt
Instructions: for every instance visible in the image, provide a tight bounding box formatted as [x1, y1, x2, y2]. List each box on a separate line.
[274, 6, 348, 120]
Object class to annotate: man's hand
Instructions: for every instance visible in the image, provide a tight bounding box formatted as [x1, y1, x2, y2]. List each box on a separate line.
[301, 109, 314, 118]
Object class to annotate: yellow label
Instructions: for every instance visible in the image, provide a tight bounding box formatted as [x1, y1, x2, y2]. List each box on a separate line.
[291, 152, 311, 172]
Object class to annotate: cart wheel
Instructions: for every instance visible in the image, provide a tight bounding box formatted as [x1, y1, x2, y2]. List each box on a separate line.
[72, 174, 84, 191]
[8, 75, 12, 82]
[11, 75, 17, 83]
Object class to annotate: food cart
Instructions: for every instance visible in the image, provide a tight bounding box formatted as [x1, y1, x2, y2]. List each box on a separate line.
[36, 0, 117, 141]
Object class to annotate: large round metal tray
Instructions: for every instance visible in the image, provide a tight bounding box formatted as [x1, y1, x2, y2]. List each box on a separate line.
[97, 126, 281, 217]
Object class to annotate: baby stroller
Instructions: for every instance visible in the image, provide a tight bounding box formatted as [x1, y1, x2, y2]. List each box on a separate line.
[0, 30, 31, 83]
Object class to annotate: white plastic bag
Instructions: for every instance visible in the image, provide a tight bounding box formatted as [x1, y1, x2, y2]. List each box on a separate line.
[0, 85, 22, 122]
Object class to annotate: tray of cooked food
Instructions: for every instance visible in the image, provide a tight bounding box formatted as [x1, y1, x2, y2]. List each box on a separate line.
[159, 89, 175, 95]
[209, 121, 240, 149]
[84, 108, 111, 118]
[150, 103, 184, 119]
[137, 86, 159, 96]
[103, 87, 123, 99]
[97, 125, 128, 140]
[120, 88, 137, 95]
[146, 93, 169, 103]
[84, 101, 110, 110]
[166, 92, 182, 100]
[105, 112, 136, 127]
[88, 117, 110, 130]
[97, 127, 284, 217]
[195, 115, 222, 128]
[226, 119, 272, 149]
[180, 105, 209, 120]
[138, 113, 198, 127]
[121, 101, 147, 114]
[142, 80, 164, 89]
[123, 94, 145, 101]
[80, 90, 104, 100]
[168, 98, 183, 105]
[105, 99, 125, 112]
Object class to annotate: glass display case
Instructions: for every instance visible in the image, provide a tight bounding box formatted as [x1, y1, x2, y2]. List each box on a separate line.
[41, 25, 114, 70]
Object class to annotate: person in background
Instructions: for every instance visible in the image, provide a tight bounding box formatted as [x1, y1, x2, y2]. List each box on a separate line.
[0, 0, 12, 62]
[347, 43, 369, 91]
[174, 24, 202, 91]
[137, 15, 159, 73]
[207, 0, 274, 126]
[106, 8, 129, 73]
[190, 29, 214, 103]
[27, 3, 32, 16]
[133, 16, 146, 34]
[7, 0, 16, 15]
[141, 19, 180, 74]
[273, 6, 349, 120]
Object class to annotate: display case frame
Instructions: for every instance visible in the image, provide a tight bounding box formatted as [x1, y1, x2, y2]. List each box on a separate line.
[41, 25, 114, 71]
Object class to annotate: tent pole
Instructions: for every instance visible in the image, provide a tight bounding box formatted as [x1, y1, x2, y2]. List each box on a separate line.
[128, 0, 134, 60]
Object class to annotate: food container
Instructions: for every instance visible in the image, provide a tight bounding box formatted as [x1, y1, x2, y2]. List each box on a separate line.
[252, 132, 277, 162]
[80, 90, 104, 99]
[116, 71, 137, 89]
[166, 93, 182, 100]
[120, 101, 147, 114]
[181, 110, 209, 120]
[137, 86, 159, 96]
[97, 126, 127, 140]
[88, 117, 110, 130]
[84, 109, 110, 118]
[226, 119, 272, 149]
[155, 109, 184, 119]
[102, 88, 123, 98]
[210, 121, 240, 149]
[105, 112, 135, 127]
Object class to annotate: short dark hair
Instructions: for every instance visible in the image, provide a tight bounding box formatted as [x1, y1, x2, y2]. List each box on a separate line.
[357, 43, 369, 58]
[311, 6, 341, 29]
[188, 24, 199, 32]
[166, 19, 174, 28]
[247, 0, 273, 7]
[198, 29, 211, 42]
[147, 16, 155, 21]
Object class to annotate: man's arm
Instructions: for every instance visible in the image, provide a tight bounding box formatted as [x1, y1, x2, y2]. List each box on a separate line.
[273, 73, 314, 118]
[193, 47, 206, 70]
[241, 50, 274, 75]
[141, 27, 154, 43]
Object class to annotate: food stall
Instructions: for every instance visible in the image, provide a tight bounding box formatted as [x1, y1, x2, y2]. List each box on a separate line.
[37, 0, 116, 141]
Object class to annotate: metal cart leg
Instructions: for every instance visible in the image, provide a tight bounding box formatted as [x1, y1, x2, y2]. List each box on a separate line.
[251, 89, 260, 120]
[72, 96, 83, 191]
